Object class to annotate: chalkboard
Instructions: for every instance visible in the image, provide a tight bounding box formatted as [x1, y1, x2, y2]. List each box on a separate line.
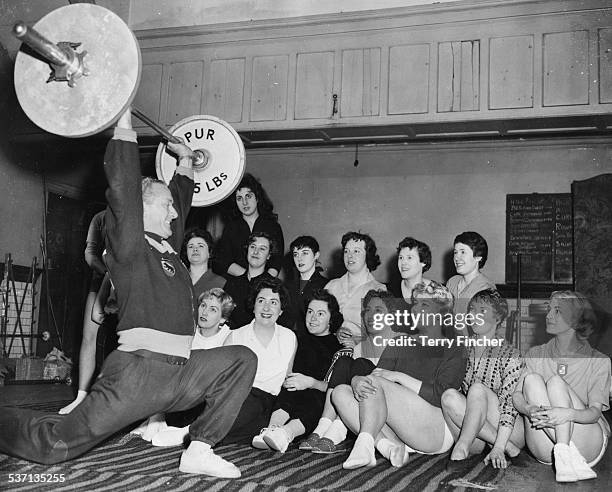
[506, 194, 573, 283]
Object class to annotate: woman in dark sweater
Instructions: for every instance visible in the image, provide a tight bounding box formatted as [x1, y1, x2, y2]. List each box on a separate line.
[213, 173, 284, 278]
[332, 281, 466, 469]
[286, 236, 328, 335]
[252, 289, 342, 452]
[181, 228, 225, 304]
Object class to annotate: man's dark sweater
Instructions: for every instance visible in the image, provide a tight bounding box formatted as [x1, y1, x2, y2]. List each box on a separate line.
[103, 134, 195, 357]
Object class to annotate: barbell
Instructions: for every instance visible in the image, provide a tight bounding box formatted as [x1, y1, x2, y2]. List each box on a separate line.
[12, 3, 245, 207]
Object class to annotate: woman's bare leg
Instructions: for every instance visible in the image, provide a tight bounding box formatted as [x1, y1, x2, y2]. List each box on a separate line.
[59, 291, 99, 414]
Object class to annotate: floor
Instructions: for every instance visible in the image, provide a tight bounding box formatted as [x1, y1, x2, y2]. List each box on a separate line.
[0, 383, 610, 491]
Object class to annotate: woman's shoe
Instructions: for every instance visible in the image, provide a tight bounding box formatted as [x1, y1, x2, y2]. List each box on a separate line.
[310, 437, 349, 454]
[298, 433, 321, 451]
[252, 427, 273, 450]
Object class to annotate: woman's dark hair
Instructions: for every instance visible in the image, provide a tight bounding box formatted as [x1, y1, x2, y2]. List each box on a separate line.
[306, 288, 343, 334]
[467, 288, 508, 326]
[181, 227, 214, 267]
[341, 231, 381, 271]
[362, 289, 396, 312]
[397, 237, 432, 273]
[454, 231, 488, 269]
[247, 276, 290, 313]
[361, 289, 401, 334]
[231, 173, 278, 220]
[290, 235, 320, 254]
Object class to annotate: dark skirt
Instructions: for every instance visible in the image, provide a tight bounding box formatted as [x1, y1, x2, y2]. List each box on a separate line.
[272, 387, 326, 435]
[327, 356, 376, 388]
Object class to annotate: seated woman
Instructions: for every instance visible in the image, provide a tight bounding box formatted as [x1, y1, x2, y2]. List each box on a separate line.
[251, 288, 342, 452]
[287, 236, 328, 335]
[332, 281, 466, 469]
[441, 289, 524, 469]
[190, 288, 234, 349]
[182, 228, 225, 302]
[388, 237, 433, 304]
[221, 277, 297, 444]
[303, 290, 409, 454]
[148, 288, 236, 445]
[446, 231, 496, 315]
[325, 231, 386, 357]
[224, 232, 291, 328]
[512, 291, 611, 483]
[213, 173, 284, 278]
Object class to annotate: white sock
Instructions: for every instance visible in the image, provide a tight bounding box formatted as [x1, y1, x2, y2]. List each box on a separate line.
[322, 418, 347, 445]
[312, 417, 333, 437]
[376, 438, 409, 467]
[343, 433, 376, 469]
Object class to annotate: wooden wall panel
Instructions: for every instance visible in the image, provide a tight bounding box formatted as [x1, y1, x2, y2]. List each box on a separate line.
[294, 51, 335, 120]
[438, 40, 480, 112]
[387, 44, 430, 114]
[340, 48, 380, 117]
[543, 30, 589, 106]
[205, 58, 245, 123]
[166, 61, 204, 124]
[489, 36, 534, 109]
[250, 55, 289, 121]
[133, 64, 163, 126]
[599, 28, 612, 103]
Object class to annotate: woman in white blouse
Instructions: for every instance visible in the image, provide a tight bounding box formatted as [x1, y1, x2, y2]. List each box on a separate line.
[221, 276, 297, 444]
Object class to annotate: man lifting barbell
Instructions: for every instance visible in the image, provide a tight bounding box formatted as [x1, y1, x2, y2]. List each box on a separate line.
[0, 109, 257, 478]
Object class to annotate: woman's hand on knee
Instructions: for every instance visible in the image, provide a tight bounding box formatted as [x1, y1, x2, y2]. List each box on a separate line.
[531, 406, 573, 427]
[351, 375, 376, 401]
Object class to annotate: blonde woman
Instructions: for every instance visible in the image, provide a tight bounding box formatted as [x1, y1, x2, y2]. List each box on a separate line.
[512, 291, 610, 482]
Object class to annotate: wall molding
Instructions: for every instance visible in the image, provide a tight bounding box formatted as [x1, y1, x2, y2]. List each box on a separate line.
[241, 135, 612, 157]
[136, 0, 612, 49]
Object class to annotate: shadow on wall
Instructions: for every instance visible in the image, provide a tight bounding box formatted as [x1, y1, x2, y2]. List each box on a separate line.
[441, 248, 455, 283]
[590, 300, 612, 359]
[0, 42, 14, 154]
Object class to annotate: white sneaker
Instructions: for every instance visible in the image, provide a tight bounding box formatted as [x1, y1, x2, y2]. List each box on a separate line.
[553, 443, 578, 482]
[151, 426, 189, 447]
[179, 445, 241, 478]
[130, 414, 167, 442]
[263, 427, 291, 453]
[252, 427, 272, 450]
[568, 441, 597, 480]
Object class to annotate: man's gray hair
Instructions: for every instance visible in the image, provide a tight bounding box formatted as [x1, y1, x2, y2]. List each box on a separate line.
[141, 177, 167, 204]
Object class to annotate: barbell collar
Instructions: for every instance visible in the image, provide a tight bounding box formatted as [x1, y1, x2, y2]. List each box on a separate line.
[13, 21, 71, 67]
[13, 21, 86, 86]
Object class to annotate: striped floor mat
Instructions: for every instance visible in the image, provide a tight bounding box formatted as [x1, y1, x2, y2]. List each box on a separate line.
[0, 402, 505, 491]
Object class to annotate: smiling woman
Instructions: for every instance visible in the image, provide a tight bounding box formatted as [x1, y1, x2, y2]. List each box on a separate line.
[446, 231, 496, 315]
[325, 231, 386, 358]
[220, 277, 298, 444]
